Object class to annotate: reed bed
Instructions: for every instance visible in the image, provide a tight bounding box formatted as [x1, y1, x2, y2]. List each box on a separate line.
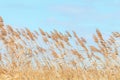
[0, 16, 120, 80]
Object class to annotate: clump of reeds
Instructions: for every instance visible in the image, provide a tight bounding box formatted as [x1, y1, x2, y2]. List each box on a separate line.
[0, 16, 120, 80]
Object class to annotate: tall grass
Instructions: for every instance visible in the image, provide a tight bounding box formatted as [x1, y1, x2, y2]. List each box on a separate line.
[0, 16, 120, 80]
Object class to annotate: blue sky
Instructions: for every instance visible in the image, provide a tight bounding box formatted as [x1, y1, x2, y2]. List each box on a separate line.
[0, 0, 120, 39]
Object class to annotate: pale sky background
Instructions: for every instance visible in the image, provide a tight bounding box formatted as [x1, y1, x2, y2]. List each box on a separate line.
[0, 0, 120, 40]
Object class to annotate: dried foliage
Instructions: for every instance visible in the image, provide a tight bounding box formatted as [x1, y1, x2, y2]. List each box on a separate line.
[0, 17, 120, 80]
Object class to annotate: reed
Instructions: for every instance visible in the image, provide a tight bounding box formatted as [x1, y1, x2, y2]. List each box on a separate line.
[0, 16, 120, 80]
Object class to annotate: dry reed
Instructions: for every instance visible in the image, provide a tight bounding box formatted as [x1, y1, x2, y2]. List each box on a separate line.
[0, 16, 120, 80]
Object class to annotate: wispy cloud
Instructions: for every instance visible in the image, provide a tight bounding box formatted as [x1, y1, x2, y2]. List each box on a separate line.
[50, 5, 92, 15]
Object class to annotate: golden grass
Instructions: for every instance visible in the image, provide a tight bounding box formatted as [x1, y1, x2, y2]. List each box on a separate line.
[0, 16, 120, 80]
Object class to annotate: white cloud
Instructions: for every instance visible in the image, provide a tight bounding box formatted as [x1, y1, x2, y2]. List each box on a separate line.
[50, 5, 93, 15]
